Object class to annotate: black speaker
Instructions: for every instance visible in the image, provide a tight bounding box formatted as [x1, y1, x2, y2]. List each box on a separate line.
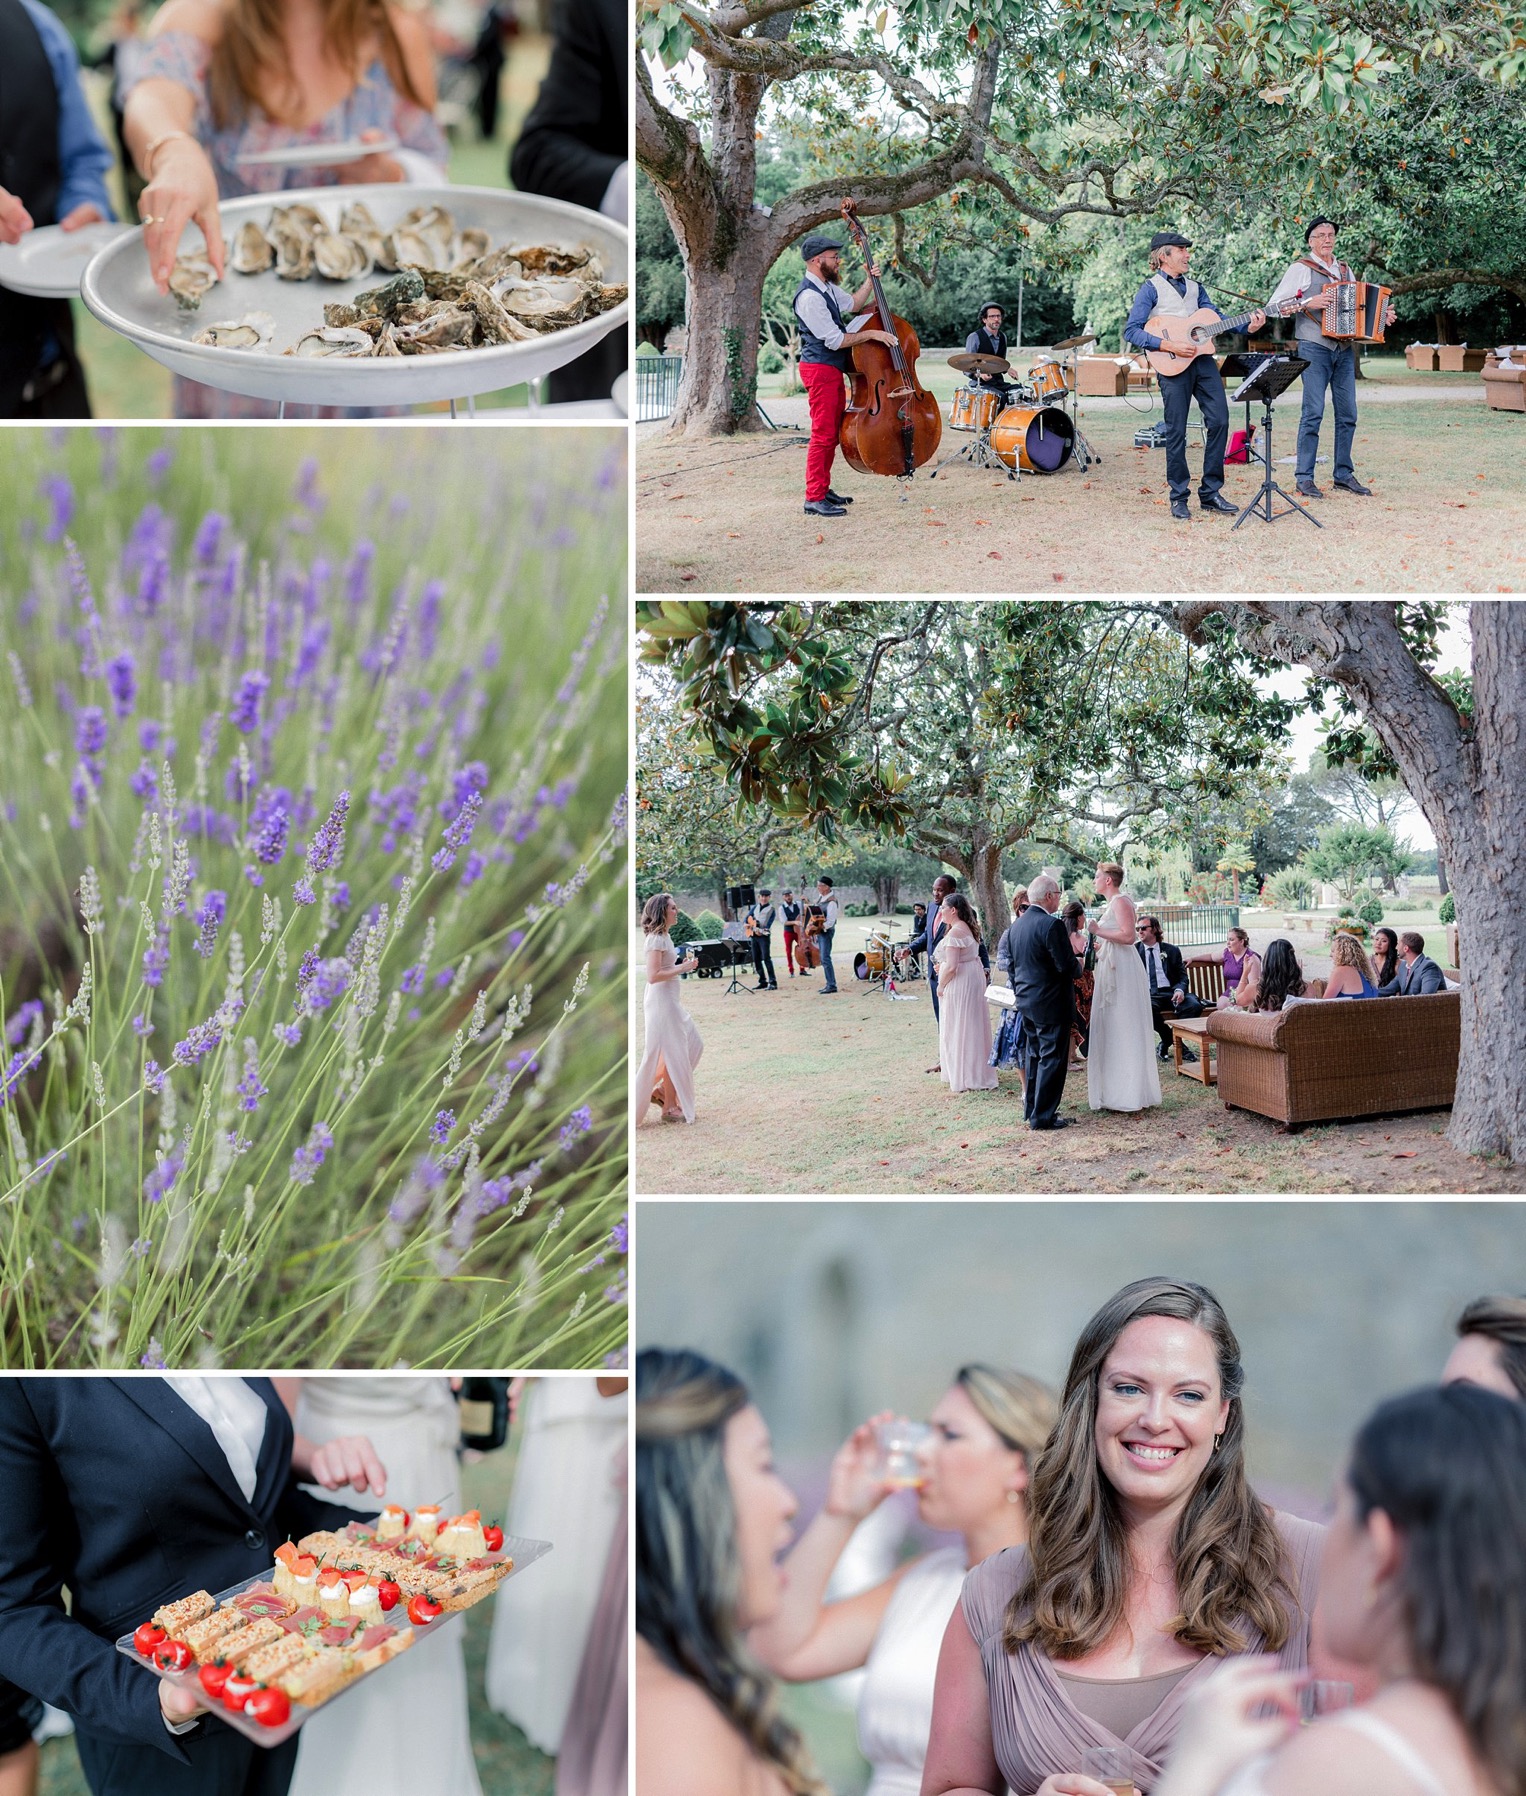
[726, 883, 756, 907]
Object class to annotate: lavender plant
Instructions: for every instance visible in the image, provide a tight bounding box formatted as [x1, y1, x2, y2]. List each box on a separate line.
[0, 428, 629, 1370]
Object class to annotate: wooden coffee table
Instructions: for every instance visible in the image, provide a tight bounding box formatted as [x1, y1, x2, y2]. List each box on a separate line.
[1166, 1014, 1216, 1086]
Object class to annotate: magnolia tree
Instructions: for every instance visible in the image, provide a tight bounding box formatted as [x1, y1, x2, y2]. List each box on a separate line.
[638, 0, 1526, 434]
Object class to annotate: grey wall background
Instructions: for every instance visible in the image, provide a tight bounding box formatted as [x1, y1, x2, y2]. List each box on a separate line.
[635, 1200, 1526, 1499]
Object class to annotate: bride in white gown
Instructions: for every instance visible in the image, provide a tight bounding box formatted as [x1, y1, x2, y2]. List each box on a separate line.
[1085, 861, 1162, 1114]
[633, 893, 703, 1125]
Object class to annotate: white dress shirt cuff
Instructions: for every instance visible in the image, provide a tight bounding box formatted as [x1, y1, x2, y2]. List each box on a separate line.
[600, 162, 630, 225]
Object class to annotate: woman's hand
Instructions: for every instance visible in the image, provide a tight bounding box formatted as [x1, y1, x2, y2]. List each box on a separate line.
[1154, 1657, 1304, 1796]
[59, 202, 107, 231]
[0, 187, 33, 244]
[1034, 1777, 1113, 1796]
[305, 1433, 388, 1495]
[332, 128, 405, 185]
[138, 136, 223, 292]
[823, 1411, 895, 1522]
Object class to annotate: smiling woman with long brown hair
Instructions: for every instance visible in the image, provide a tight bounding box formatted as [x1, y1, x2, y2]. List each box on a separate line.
[922, 1277, 1324, 1796]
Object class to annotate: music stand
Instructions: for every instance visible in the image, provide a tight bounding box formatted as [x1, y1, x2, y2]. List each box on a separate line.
[1227, 354, 1319, 530]
[1219, 352, 1269, 473]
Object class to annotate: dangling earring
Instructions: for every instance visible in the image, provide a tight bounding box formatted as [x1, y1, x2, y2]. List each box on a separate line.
[1213, 1433, 1223, 1454]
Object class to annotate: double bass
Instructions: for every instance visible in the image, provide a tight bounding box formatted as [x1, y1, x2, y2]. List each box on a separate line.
[836, 200, 941, 479]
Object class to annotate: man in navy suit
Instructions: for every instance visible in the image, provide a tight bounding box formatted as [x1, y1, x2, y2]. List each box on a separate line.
[0, 1379, 381, 1795]
[1007, 874, 1080, 1129]
[1136, 914, 1206, 1060]
[1377, 930, 1447, 996]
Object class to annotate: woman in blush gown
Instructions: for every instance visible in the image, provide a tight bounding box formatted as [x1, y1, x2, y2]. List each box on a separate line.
[1085, 861, 1160, 1114]
[278, 1377, 481, 1796]
[748, 1365, 1056, 1796]
[632, 892, 702, 1124]
[934, 894, 997, 1094]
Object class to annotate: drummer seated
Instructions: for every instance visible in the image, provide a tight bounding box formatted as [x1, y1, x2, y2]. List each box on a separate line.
[965, 303, 1012, 393]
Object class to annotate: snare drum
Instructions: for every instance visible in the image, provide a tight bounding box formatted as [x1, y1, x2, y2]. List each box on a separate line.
[950, 387, 1001, 433]
[1028, 356, 1072, 403]
[990, 405, 1076, 474]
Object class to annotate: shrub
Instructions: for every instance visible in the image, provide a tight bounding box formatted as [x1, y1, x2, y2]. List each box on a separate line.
[1439, 892, 1456, 924]
[1266, 868, 1313, 910]
[691, 910, 724, 939]
[758, 343, 785, 374]
[1356, 894, 1384, 926]
[668, 910, 700, 945]
[0, 432, 627, 1369]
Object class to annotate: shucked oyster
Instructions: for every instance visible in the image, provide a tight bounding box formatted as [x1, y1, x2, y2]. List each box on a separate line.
[191, 309, 275, 349]
[392, 303, 477, 353]
[313, 232, 373, 282]
[271, 202, 328, 241]
[398, 204, 455, 257]
[229, 220, 275, 275]
[273, 224, 314, 281]
[348, 269, 426, 320]
[168, 252, 217, 310]
[387, 227, 446, 272]
[454, 226, 491, 264]
[284, 325, 375, 358]
[338, 200, 380, 236]
[496, 275, 588, 330]
[458, 279, 533, 345]
[462, 247, 522, 285]
[506, 241, 594, 276]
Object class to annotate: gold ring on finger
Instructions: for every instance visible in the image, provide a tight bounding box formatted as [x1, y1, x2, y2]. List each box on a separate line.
[140, 214, 164, 227]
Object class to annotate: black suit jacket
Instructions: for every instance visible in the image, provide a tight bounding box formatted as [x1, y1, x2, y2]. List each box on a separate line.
[1137, 939, 1189, 1002]
[1008, 905, 1078, 1026]
[0, 1379, 363, 1755]
[510, 0, 624, 212]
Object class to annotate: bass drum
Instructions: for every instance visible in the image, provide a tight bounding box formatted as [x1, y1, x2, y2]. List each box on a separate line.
[950, 387, 1001, 433]
[990, 405, 1075, 474]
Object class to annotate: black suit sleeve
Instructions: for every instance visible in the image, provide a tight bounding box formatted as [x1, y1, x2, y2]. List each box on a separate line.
[1046, 915, 1080, 983]
[509, 0, 625, 211]
[1167, 945, 1189, 999]
[0, 1388, 184, 1757]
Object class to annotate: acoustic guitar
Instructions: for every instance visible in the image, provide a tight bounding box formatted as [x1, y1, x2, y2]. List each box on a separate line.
[1144, 295, 1308, 377]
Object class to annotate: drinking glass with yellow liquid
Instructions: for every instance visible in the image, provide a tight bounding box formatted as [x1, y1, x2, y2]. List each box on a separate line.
[1081, 1745, 1136, 1794]
[873, 1419, 931, 1489]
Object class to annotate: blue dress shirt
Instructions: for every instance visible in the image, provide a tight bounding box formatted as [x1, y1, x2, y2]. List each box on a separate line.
[17, 0, 116, 223]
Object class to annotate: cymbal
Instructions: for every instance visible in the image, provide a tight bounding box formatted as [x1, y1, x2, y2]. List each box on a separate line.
[1052, 333, 1096, 351]
[949, 351, 1011, 375]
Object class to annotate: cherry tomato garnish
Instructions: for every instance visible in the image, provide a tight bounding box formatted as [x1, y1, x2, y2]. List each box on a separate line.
[483, 1525, 504, 1553]
[199, 1660, 231, 1700]
[153, 1639, 193, 1672]
[133, 1622, 167, 1656]
[377, 1580, 401, 1612]
[222, 1671, 260, 1713]
[246, 1686, 291, 1727]
[341, 1569, 368, 1591]
[406, 1593, 442, 1626]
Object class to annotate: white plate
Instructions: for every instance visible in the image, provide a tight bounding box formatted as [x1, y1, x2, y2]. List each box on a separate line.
[611, 369, 629, 417]
[233, 136, 399, 169]
[0, 221, 137, 298]
[80, 184, 629, 409]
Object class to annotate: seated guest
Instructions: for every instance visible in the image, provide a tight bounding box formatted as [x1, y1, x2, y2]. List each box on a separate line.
[1136, 913, 1206, 1060]
[1153, 1383, 1526, 1796]
[1376, 930, 1445, 997]
[1443, 1294, 1526, 1399]
[1063, 900, 1093, 1066]
[1370, 925, 1399, 990]
[1243, 937, 1306, 1012]
[1221, 928, 1261, 1005]
[1319, 931, 1378, 999]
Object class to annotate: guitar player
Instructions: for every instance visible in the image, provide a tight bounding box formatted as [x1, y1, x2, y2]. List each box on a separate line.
[1267, 216, 1398, 499]
[1122, 231, 1265, 521]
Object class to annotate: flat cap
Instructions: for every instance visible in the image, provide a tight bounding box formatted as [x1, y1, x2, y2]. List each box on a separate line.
[800, 233, 842, 260]
[1148, 230, 1193, 251]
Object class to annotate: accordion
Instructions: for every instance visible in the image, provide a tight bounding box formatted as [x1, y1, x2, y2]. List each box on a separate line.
[1317, 280, 1390, 343]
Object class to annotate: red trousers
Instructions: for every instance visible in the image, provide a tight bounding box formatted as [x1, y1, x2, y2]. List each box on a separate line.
[783, 925, 801, 973]
[801, 361, 848, 501]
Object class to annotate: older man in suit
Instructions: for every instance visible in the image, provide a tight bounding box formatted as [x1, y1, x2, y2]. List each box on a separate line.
[1136, 913, 1206, 1061]
[0, 1378, 380, 1796]
[1008, 873, 1080, 1130]
[1377, 930, 1447, 996]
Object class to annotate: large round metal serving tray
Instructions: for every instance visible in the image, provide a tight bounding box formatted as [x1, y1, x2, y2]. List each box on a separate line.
[80, 184, 628, 409]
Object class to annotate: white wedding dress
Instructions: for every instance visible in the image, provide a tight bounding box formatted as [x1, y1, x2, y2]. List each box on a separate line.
[857, 1546, 969, 1796]
[632, 931, 704, 1124]
[1087, 895, 1162, 1113]
[289, 1378, 482, 1796]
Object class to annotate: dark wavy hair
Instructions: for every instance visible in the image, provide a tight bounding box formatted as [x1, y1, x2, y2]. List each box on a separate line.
[942, 891, 981, 941]
[1007, 1277, 1298, 1660]
[635, 1349, 826, 1796]
[1348, 1384, 1526, 1793]
[1372, 927, 1399, 989]
[1254, 937, 1306, 1011]
[1456, 1295, 1526, 1398]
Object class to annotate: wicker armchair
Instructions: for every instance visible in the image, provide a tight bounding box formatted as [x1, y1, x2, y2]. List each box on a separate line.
[1185, 956, 1226, 1005]
[1206, 992, 1459, 1129]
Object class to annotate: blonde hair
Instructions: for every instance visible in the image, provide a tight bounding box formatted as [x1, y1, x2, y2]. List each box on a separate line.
[208, 0, 427, 129]
[1096, 862, 1125, 890]
[1330, 931, 1376, 984]
[957, 1363, 1057, 1463]
[1011, 888, 1030, 915]
[1148, 248, 1172, 273]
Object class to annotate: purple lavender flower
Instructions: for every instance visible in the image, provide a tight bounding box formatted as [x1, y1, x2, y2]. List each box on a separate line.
[293, 877, 316, 906]
[544, 866, 589, 910]
[140, 1339, 167, 1368]
[4, 1000, 43, 1047]
[172, 1017, 223, 1067]
[417, 580, 444, 659]
[41, 474, 73, 543]
[138, 554, 169, 611]
[400, 962, 426, 995]
[139, 720, 162, 753]
[236, 1041, 267, 1113]
[106, 653, 137, 719]
[74, 706, 107, 759]
[610, 1213, 629, 1255]
[144, 1148, 183, 1202]
[1, 1046, 42, 1107]
[251, 790, 290, 865]
[273, 1021, 303, 1048]
[558, 1105, 594, 1152]
[431, 790, 481, 873]
[293, 619, 330, 687]
[193, 890, 227, 958]
[331, 881, 350, 910]
[344, 541, 374, 610]
[193, 512, 227, 563]
[370, 776, 423, 853]
[459, 851, 486, 890]
[131, 1014, 154, 1040]
[306, 789, 349, 874]
[440, 762, 488, 825]
[290, 1121, 334, 1186]
[129, 1235, 152, 1259]
[506, 930, 525, 951]
[610, 789, 629, 847]
[146, 447, 173, 484]
[295, 948, 320, 996]
[504, 1049, 537, 1079]
[141, 925, 170, 989]
[301, 960, 349, 1012]
[231, 670, 269, 735]
[431, 1109, 456, 1145]
[293, 458, 323, 512]
[142, 1059, 165, 1094]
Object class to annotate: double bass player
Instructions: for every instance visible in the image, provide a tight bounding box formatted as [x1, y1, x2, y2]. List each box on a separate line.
[792, 232, 898, 517]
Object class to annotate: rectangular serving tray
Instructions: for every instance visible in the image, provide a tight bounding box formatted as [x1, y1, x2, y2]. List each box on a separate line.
[114, 1530, 551, 1746]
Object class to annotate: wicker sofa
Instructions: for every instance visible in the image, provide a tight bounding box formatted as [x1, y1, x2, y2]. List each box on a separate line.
[1206, 992, 1460, 1128]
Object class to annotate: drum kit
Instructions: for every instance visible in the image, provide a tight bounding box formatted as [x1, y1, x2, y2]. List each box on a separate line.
[853, 926, 923, 991]
[931, 334, 1098, 481]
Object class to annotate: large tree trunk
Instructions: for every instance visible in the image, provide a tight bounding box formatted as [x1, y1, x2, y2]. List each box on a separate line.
[873, 873, 900, 914]
[670, 249, 773, 436]
[968, 838, 1009, 944]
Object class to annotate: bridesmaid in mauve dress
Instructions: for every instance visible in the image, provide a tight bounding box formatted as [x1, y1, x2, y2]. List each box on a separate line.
[922, 1278, 1324, 1796]
[555, 1432, 627, 1796]
[934, 895, 998, 1094]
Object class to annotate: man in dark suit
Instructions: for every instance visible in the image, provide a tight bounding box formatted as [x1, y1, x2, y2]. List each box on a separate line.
[509, 0, 626, 402]
[0, 1379, 379, 1795]
[1008, 873, 1080, 1130]
[1377, 930, 1447, 996]
[746, 889, 778, 990]
[1136, 913, 1206, 1060]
